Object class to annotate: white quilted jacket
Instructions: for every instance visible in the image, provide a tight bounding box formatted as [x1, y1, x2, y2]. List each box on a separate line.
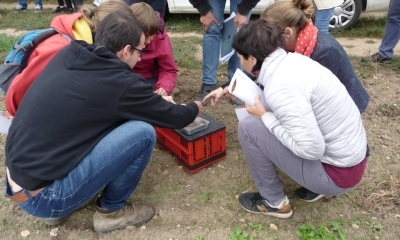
[259, 48, 367, 167]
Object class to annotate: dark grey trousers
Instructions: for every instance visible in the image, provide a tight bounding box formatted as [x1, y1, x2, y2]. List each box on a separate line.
[238, 116, 352, 206]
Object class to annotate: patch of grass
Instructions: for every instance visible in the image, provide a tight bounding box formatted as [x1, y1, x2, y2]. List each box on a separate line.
[296, 220, 347, 240]
[365, 39, 377, 44]
[0, 34, 21, 62]
[0, 9, 54, 30]
[331, 17, 387, 38]
[166, 14, 203, 33]
[171, 36, 202, 70]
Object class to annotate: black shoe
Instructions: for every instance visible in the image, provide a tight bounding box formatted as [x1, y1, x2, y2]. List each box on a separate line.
[361, 53, 392, 64]
[238, 192, 293, 218]
[229, 98, 244, 106]
[66, 7, 75, 13]
[53, 6, 66, 13]
[295, 187, 325, 203]
[194, 84, 217, 101]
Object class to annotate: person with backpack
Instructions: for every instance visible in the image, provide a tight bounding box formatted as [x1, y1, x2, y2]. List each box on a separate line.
[5, 0, 132, 117]
[4, 10, 203, 232]
[130, 2, 178, 96]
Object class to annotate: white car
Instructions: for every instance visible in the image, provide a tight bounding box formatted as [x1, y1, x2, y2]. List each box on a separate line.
[93, 0, 389, 31]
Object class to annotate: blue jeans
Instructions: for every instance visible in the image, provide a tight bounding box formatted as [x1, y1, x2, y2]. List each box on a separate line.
[202, 0, 250, 85]
[314, 7, 334, 33]
[4, 120, 156, 218]
[379, 0, 400, 59]
[124, 0, 167, 17]
[18, 0, 42, 8]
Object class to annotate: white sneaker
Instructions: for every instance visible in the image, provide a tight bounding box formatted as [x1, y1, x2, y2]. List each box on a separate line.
[14, 4, 27, 13]
[93, 0, 107, 7]
[34, 4, 43, 12]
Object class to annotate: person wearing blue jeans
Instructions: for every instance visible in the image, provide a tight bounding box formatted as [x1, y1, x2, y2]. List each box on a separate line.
[189, 0, 260, 103]
[14, 0, 43, 12]
[124, 0, 167, 18]
[313, 0, 342, 33]
[4, 10, 203, 234]
[361, 0, 400, 63]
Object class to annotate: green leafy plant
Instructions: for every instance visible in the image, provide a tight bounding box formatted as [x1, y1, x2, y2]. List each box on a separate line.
[296, 221, 347, 240]
[195, 236, 205, 240]
[228, 227, 254, 240]
[247, 222, 262, 233]
[364, 221, 383, 231]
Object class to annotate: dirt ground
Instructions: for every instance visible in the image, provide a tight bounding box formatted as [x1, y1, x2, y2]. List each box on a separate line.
[0, 56, 399, 240]
[0, 6, 399, 240]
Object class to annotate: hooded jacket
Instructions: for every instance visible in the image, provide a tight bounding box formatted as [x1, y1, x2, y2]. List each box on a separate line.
[5, 41, 199, 190]
[5, 13, 93, 116]
[133, 12, 178, 95]
[258, 48, 367, 168]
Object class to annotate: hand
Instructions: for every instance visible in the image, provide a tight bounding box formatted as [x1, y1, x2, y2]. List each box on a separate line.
[162, 95, 176, 104]
[154, 87, 168, 96]
[245, 95, 267, 118]
[200, 11, 219, 32]
[234, 13, 248, 29]
[194, 101, 204, 116]
[202, 87, 226, 106]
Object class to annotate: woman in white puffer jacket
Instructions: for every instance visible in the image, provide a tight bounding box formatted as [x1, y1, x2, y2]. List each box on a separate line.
[203, 19, 369, 219]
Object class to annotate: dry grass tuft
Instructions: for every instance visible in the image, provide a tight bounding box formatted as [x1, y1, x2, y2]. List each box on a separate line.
[362, 173, 400, 214]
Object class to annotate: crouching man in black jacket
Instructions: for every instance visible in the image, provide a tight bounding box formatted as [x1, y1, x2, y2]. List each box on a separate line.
[4, 10, 203, 234]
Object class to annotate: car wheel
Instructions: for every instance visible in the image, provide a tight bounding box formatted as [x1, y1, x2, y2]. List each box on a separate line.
[329, 0, 362, 31]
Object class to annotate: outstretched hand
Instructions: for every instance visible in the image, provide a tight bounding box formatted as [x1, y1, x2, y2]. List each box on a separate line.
[200, 11, 219, 32]
[202, 87, 228, 106]
[245, 95, 267, 118]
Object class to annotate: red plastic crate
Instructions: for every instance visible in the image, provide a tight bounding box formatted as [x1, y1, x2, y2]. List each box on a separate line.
[155, 114, 226, 173]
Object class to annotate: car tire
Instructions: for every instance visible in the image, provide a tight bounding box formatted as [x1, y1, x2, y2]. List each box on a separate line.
[329, 0, 362, 31]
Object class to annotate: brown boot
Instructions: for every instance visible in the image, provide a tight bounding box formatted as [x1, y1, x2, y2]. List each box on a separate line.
[93, 199, 155, 233]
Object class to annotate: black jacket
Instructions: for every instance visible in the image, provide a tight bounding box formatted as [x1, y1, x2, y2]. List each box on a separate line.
[6, 41, 199, 190]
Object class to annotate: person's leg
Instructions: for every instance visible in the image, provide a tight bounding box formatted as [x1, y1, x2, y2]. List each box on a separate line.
[194, 1, 226, 100]
[17, 0, 27, 9]
[314, 7, 335, 33]
[238, 116, 351, 204]
[227, 0, 251, 81]
[378, 0, 400, 59]
[71, 0, 83, 11]
[56, 0, 65, 7]
[202, 1, 226, 84]
[7, 120, 156, 219]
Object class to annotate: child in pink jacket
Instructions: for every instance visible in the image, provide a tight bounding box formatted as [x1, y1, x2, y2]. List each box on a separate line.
[131, 2, 178, 96]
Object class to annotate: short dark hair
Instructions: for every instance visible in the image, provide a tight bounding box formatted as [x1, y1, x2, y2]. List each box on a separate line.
[232, 19, 286, 74]
[95, 10, 143, 54]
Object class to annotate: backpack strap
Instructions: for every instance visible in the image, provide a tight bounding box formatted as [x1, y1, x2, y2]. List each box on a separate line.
[19, 28, 73, 69]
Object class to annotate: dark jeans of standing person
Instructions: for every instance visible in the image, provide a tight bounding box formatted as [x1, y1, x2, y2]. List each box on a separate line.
[73, 0, 84, 11]
[124, 0, 167, 18]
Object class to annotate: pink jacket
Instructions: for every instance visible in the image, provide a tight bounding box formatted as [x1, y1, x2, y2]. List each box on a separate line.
[132, 13, 178, 95]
